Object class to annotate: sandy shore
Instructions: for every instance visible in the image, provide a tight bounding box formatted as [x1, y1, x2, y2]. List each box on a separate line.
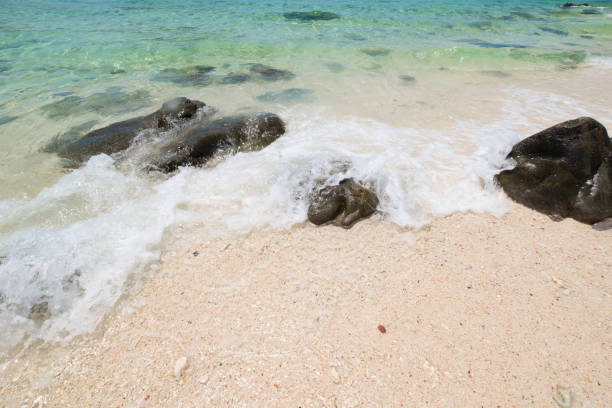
[1, 204, 611, 407]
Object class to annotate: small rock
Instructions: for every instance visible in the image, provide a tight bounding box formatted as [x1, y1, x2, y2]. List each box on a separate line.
[174, 357, 189, 379]
[330, 368, 340, 384]
[553, 384, 572, 408]
[198, 374, 209, 384]
[378, 324, 387, 333]
[31, 396, 45, 408]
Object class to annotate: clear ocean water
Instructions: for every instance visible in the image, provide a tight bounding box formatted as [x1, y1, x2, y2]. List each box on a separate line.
[0, 0, 611, 356]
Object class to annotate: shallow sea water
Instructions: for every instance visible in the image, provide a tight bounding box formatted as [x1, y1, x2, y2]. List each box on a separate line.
[0, 0, 611, 356]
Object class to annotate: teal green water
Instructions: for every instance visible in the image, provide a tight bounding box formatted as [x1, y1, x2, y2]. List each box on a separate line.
[1, 0, 611, 115]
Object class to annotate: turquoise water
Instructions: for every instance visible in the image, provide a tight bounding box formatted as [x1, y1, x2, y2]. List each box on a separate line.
[1, 0, 611, 114]
[0, 0, 611, 356]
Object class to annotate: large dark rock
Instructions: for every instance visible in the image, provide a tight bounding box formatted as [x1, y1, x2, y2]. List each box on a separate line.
[53, 97, 205, 163]
[308, 178, 379, 228]
[151, 113, 285, 172]
[495, 117, 612, 224]
[283, 11, 340, 21]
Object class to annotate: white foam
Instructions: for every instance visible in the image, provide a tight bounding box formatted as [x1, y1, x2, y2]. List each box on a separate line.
[4, 92, 590, 355]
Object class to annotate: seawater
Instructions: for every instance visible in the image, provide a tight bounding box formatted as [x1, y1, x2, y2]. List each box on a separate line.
[0, 0, 611, 356]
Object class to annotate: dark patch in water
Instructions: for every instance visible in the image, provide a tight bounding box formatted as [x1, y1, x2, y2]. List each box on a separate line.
[461, 39, 529, 49]
[361, 48, 391, 57]
[399, 75, 417, 84]
[110, 68, 126, 75]
[580, 34, 594, 39]
[152, 66, 215, 86]
[53, 91, 74, 97]
[344, 33, 366, 41]
[540, 26, 569, 36]
[283, 11, 340, 21]
[469, 21, 495, 30]
[248, 64, 295, 81]
[0, 116, 17, 126]
[581, 8, 602, 15]
[256, 88, 314, 103]
[325, 62, 345, 73]
[220, 73, 251, 84]
[41, 88, 151, 118]
[481, 70, 511, 78]
[509, 11, 541, 20]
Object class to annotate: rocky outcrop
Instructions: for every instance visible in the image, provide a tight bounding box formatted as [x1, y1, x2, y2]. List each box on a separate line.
[495, 117, 612, 224]
[308, 178, 379, 228]
[150, 113, 286, 172]
[54, 97, 205, 163]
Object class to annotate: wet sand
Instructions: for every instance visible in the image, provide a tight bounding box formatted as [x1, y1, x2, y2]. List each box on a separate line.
[2, 203, 610, 407]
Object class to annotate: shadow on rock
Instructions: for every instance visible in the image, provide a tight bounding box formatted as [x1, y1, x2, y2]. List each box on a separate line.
[308, 178, 379, 229]
[495, 117, 612, 224]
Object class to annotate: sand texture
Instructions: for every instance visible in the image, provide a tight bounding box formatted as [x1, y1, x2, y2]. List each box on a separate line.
[1, 204, 611, 407]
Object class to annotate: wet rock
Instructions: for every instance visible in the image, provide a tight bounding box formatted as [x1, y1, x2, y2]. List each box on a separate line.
[308, 178, 379, 228]
[28, 301, 51, 322]
[52, 97, 205, 163]
[256, 88, 313, 103]
[562, 2, 589, 7]
[151, 112, 285, 172]
[495, 117, 612, 224]
[283, 11, 340, 21]
[361, 48, 391, 57]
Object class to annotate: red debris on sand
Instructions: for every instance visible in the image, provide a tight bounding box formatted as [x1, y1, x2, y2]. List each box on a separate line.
[377, 325, 386, 333]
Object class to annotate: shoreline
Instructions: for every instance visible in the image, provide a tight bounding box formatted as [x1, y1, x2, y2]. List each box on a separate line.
[2, 203, 610, 407]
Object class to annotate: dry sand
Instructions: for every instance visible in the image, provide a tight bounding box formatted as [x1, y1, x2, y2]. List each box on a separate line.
[1, 204, 611, 407]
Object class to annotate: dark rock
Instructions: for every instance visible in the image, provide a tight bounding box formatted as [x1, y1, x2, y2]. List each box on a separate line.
[361, 48, 391, 57]
[283, 11, 340, 21]
[151, 113, 285, 172]
[308, 178, 379, 228]
[52, 97, 205, 163]
[562, 2, 589, 7]
[495, 117, 612, 224]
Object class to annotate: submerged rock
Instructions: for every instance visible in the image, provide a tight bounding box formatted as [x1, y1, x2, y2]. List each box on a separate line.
[562, 2, 589, 7]
[151, 113, 285, 172]
[283, 11, 340, 21]
[248, 64, 295, 82]
[495, 117, 612, 224]
[308, 178, 379, 228]
[361, 48, 391, 57]
[52, 97, 205, 163]
[152, 66, 215, 86]
[256, 88, 314, 103]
